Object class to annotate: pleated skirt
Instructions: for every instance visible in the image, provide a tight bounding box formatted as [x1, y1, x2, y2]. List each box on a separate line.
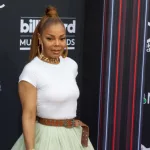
[11, 122, 94, 150]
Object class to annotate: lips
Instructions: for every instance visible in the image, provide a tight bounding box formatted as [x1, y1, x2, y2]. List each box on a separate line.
[52, 50, 61, 54]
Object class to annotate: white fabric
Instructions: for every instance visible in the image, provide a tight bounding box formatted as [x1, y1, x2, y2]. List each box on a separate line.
[19, 56, 80, 119]
[141, 145, 150, 150]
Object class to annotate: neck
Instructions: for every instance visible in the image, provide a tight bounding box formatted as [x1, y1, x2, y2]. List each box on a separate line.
[38, 53, 60, 64]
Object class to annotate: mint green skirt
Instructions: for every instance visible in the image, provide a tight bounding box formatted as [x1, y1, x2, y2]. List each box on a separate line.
[11, 122, 94, 150]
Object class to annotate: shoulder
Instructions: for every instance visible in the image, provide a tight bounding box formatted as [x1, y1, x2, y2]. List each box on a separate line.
[19, 57, 39, 79]
[19, 58, 38, 87]
[63, 57, 78, 77]
[22, 57, 39, 72]
[63, 57, 78, 68]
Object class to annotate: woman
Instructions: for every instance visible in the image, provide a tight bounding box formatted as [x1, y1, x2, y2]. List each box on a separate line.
[11, 6, 94, 150]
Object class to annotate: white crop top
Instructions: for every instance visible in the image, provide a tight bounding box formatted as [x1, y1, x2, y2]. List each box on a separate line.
[19, 56, 80, 119]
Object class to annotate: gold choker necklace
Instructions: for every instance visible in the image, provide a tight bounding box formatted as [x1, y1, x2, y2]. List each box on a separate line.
[38, 53, 60, 64]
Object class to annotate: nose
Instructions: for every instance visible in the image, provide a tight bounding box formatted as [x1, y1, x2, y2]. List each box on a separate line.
[54, 39, 60, 46]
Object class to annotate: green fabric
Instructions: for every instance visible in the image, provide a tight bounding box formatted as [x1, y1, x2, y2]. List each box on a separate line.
[11, 122, 94, 150]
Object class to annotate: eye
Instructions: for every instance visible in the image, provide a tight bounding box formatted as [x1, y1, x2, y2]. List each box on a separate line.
[46, 37, 53, 41]
[60, 37, 66, 41]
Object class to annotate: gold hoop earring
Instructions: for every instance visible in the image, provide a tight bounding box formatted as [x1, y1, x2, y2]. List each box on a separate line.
[62, 46, 68, 58]
[37, 45, 41, 56]
[37, 43, 43, 56]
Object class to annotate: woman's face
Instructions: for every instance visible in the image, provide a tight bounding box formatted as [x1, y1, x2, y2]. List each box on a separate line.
[39, 23, 67, 59]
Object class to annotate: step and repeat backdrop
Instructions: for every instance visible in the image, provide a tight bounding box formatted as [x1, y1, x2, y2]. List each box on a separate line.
[0, 0, 86, 149]
[0, 0, 150, 150]
[142, 14, 150, 148]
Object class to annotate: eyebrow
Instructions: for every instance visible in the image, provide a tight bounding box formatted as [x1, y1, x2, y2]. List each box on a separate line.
[46, 34, 66, 37]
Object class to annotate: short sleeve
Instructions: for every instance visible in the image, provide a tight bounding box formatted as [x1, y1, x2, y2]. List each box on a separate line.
[19, 65, 37, 87]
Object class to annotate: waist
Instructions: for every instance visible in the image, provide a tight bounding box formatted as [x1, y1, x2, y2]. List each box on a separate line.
[36, 105, 77, 119]
[36, 116, 78, 127]
[36, 116, 89, 147]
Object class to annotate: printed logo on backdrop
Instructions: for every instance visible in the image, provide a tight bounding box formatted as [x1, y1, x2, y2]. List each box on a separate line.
[143, 93, 150, 104]
[20, 17, 76, 51]
[146, 22, 150, 52]
[0, 4, 5, 8]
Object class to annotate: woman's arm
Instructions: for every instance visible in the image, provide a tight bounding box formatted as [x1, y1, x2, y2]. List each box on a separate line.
[18, 81, 37, 150]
